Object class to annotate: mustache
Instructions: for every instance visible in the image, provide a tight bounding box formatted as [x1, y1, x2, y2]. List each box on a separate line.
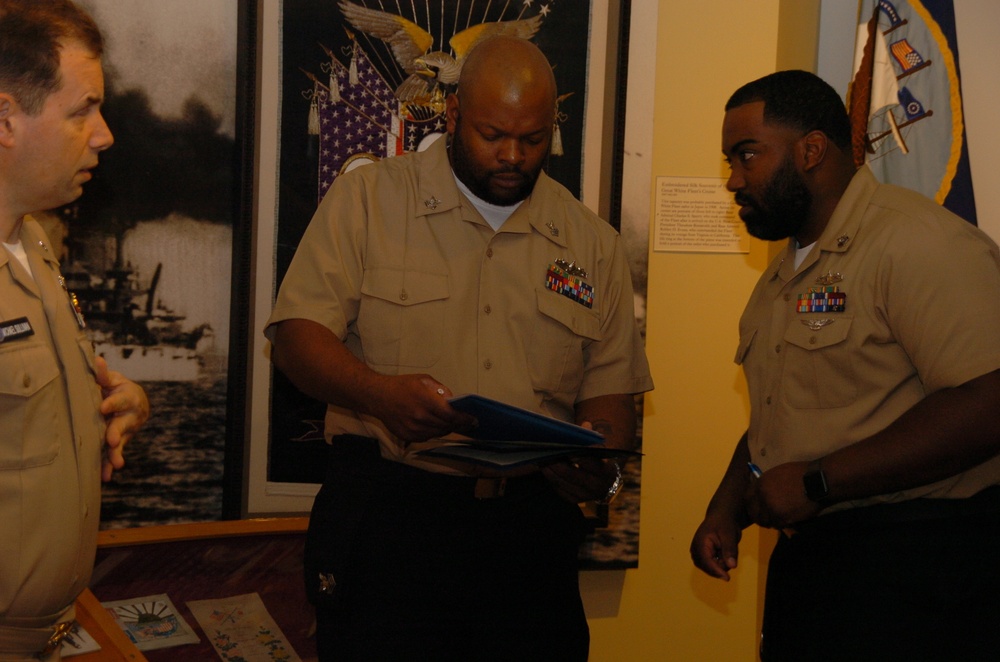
[492, 166, 525, 176]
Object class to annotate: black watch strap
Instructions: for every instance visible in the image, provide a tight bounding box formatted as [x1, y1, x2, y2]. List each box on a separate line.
[803, 459, 830, 502]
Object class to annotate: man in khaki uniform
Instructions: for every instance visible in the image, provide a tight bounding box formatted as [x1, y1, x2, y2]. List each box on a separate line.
[267, 36, 652, 660]
[0, 2, 149, 659]
[691, 70, 1000, 660]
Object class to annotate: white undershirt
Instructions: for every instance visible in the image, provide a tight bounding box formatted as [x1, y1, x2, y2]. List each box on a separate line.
[453, 174, 523, 231]
[794, 241, 816, 270]
[3, 240, 33, 277]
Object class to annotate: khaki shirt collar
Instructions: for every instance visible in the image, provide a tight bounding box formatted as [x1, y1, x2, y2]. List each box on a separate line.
[774, 165, 878, 282]
[418, 136, 569, 249]
[413, 136, 464, 219]
[3, 216, 56, 298]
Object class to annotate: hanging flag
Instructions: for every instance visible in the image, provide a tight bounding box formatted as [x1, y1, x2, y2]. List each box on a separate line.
[848, 0, 977, 225]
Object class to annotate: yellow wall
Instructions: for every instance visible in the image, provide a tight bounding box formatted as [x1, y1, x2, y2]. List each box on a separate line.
[586, 1, 817, 659]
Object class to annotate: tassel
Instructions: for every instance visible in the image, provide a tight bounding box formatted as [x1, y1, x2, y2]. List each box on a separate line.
[307, 96, 320, 135]
[349, 52, 359, 85]
[329, 74, 340, 103]
[551, 122, 563, 156]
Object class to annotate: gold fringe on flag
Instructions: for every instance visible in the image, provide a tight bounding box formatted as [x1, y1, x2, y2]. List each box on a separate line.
[307, 87, 320, 136]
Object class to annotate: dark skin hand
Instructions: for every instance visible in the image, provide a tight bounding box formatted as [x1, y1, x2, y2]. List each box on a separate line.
[690, 433, 752, 581]
[271, 319, 477, 444]
[542, 393, 636, 504]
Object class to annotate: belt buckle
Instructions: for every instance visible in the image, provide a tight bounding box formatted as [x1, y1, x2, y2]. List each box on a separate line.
[37, 621, 74, 658]
[474, 477, 507, 499]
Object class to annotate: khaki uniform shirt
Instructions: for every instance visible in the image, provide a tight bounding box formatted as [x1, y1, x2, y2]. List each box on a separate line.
[737, 166, 1000, 510]
[0, 219, 105, 623]
[267, 137, 652, 468]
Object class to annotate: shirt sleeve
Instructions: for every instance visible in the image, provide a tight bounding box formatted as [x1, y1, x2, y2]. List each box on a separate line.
[577, 232, 653, 401]
[881, 213, 1000, 392]
[264, 172, 368, 342]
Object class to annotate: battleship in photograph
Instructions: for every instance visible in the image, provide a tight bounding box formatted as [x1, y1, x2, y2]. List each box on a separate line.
[64, 255, 213, 382]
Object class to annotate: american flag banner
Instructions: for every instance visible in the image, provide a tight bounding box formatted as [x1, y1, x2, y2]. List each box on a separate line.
[311, 46, 446, 201]
[848, 0, 977, 224]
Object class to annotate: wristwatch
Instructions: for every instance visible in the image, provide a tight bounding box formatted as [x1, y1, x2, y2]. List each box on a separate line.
[802, 459, 830, 502]
[597, 459, 624, 505]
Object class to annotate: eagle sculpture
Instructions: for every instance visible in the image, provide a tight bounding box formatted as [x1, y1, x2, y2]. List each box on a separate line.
[338, 0, 543, 103]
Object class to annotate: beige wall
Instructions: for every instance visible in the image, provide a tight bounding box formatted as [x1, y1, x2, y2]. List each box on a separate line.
[585, 1, 815, 659]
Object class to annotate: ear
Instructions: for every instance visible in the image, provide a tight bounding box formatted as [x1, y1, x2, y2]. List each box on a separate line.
[445, 93, 459, 136]
[0, 94, 14, 148]
[799, 130, 829, 172]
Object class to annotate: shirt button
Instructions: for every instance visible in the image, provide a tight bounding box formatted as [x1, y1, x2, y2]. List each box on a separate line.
[809, 336, 817, 345]
[760, 448, 767, 457]
[23, 374, 31, 389]
[483, 360, 493, 370]
[783, 293, 792, 302]
[766, 396, 772, 405]
[399, 290, 408, 301]
[486, 248, 494, 258]
[775, 345, 781, 353]
[483, 304, 492, 315]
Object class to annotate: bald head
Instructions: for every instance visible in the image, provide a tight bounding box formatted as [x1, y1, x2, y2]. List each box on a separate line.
[445, 36, 555, 206]
[457, 36, 556, 120]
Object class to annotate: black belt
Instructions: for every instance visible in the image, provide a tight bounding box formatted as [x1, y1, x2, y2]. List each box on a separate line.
[795, 484, 1000, 534]
[327, 434, 550, 500]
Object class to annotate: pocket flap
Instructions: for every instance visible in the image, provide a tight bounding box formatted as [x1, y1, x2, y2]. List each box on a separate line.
[535, 290, 601, 340]
[0, 341, 60, 398]
[361, 268, 449, 306]
[783, 316, 852, 350]
[734, 328, 757, 365]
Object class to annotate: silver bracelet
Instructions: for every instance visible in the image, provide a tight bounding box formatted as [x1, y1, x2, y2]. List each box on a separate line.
[597, 459, 624, 505]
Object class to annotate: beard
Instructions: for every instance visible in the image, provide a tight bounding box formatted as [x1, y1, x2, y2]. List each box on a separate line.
[448, 121, 544, 206]
[736, 157, 812, 241]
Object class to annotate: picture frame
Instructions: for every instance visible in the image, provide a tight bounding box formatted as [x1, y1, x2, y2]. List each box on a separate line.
[63, 0, 256, 528]
[243, 0, 641, 567]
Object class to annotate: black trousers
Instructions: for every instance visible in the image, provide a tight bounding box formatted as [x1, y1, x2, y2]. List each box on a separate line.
[304, 436, 591, 662]
[761, 487, 1000, 662]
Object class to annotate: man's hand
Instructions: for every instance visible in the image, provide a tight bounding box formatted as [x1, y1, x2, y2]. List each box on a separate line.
[367, 374, 477, 445]
[95, 356, 149, 481]
[745, 461, 821, 528]
[541, 455, 621, 504]
[690, 512, 744, 581]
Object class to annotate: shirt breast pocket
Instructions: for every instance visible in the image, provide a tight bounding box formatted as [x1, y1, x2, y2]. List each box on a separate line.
[0, 340, 61, 469]
[358, 267, 450, 368]
[526, 290, 602, 395]
[782, 316, 857, 409]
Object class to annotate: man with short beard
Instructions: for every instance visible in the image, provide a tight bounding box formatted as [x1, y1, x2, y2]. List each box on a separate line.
[691, 69, 1000, 660]
[266, 36, 651, 660]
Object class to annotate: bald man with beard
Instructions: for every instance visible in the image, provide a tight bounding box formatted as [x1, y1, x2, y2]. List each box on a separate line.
[266, 36, 652, 660]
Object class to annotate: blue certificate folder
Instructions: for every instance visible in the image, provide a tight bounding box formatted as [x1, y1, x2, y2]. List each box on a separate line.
[415, 394, 642, 469]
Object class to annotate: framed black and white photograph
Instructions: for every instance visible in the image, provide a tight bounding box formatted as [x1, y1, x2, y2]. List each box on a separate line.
[62, 0, 256, 529]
